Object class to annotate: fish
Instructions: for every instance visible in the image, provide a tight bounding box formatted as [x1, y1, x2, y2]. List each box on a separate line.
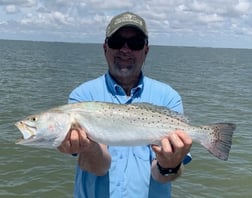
[15, 101, 235, 161]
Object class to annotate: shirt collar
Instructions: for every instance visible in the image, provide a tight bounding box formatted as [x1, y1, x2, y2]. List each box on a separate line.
[105, 72, 144, 97]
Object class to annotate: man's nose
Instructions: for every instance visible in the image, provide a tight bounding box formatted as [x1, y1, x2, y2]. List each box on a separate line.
[119, 42, 132, 52]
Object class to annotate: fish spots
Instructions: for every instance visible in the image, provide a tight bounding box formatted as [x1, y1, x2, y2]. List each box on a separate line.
[167, 117, 183, 127]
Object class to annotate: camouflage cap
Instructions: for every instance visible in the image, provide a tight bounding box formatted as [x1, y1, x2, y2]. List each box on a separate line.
[106, 12, 148, 38]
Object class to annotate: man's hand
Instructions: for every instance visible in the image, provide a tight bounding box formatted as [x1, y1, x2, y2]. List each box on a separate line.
[58, 127, 92, 154]
[151, 130, 192, 182]
[58, 127, 111, 176]
[152, 130, 192, 168]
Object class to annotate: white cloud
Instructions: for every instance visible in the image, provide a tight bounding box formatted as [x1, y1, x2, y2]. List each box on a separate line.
[235, 0, 251, 13]
[5, 5, 17, 13]
[87, 0, 134, 9]
[198, 13, 224, 24]
[20, 11, 75, 31]
[0, 0, 252, 48]
[0, 0, 36, 7]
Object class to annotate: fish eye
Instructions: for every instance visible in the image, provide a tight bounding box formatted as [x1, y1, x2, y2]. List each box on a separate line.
[30, 117, 37, 121]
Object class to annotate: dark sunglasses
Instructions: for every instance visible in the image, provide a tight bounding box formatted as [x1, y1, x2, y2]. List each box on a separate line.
[107, 35, 147, 51]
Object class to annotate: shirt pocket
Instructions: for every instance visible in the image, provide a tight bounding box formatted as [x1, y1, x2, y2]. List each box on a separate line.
[133, 146, 151, 161]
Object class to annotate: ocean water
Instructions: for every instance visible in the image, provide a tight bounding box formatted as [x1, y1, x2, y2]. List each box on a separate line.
[0, 40, 251, 198]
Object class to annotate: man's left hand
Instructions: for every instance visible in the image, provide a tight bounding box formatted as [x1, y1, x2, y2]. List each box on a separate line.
[152, 130, 192, 168]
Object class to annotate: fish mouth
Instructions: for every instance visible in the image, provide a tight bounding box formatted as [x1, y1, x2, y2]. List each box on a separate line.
[15, 121, 37, 140]
[15, 121, 48, 147]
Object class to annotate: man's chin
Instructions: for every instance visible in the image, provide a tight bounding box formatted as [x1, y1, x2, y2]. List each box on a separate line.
[119, 68, 131, 73]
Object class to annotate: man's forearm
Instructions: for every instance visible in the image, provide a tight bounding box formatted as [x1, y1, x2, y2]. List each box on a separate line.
[78, 143, 111, 176]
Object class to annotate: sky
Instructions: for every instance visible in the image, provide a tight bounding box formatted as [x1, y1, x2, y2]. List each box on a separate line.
[0, 0, 252, 49]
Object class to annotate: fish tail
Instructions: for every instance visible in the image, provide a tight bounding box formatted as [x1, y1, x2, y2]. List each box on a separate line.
[200, 123, 235, 161]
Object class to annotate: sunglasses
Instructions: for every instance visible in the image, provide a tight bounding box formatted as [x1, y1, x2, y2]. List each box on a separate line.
[107, 35, 147, 51]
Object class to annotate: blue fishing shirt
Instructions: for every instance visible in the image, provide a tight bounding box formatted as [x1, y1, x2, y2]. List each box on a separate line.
[69, 72, 192, 198]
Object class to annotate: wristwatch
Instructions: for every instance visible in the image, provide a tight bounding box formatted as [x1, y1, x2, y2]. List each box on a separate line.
[157, 161, 182, 176]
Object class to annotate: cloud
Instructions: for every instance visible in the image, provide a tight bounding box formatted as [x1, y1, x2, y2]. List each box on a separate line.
[0, 0, 36, 7]
[0, 0, 252, 48]
[87, 0, 134, 9]
[5, 5, 18, 13]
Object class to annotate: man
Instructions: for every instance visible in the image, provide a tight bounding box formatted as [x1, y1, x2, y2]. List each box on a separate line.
[59, 12, 192, 198]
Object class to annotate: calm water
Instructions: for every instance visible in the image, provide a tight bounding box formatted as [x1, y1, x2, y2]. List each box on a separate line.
[0, 40, 251, 198]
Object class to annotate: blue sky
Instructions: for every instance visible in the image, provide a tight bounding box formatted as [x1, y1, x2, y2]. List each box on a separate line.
[0, 0, 251, 49]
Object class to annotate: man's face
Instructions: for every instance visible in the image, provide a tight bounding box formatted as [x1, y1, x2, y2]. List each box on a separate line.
[104, 27, 149, 84]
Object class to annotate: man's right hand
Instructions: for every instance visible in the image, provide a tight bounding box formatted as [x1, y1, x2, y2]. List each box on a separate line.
[58, 127, 92, 154]
[58, 127, 111, 175]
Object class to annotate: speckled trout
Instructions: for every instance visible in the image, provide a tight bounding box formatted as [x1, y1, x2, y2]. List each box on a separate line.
[15, 102, 235, 160]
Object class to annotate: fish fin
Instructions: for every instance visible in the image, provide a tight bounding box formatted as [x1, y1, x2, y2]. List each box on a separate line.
[131, 103, 189, 123]
[200, 123, 235, 161]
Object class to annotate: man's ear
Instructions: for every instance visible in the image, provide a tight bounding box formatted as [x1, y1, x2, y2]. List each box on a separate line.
[145, 46, 149, 55]
[103, 43, 107, 54]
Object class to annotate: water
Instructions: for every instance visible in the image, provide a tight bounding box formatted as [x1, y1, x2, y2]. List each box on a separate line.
[0, 40, 251, 197]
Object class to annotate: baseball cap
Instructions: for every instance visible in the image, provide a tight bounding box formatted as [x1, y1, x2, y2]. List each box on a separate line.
[106, 12, 148, 38]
